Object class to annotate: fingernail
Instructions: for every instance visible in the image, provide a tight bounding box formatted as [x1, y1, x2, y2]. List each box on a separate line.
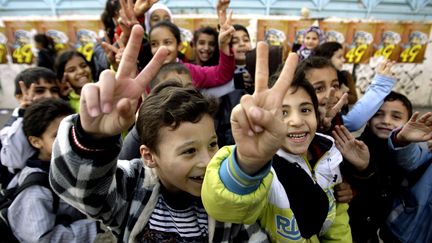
[248, 129, 254, 137]
[251, 107, 261, 119]
[90, 107, 99, 117]
[102, 103, 111, 113]
[254, 126, 263, 133]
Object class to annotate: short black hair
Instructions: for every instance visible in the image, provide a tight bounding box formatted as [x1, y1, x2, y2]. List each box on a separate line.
[313, 42, 343, 59]
[150, 21, 181, 45]
[23, 98, 74, 139]
[14, 67, 58, 95]
[136, 81, 218, 154]
[151, 62, 191, 88]
[384, 91, 413, 118]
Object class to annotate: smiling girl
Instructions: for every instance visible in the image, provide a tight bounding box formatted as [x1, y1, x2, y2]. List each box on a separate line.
[55, 50, 95, 112]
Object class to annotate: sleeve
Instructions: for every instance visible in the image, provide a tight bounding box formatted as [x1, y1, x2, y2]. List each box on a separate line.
[388, 130, 432, 171]
[184, 49, 235, 89]
[8, 186, 98, 243]
[342, 74, 396, 132]
[201, 145, 273, 224]
[0, 117, 35, 170]
[49, 114, 140, 229]
[321, 203, 352, 243]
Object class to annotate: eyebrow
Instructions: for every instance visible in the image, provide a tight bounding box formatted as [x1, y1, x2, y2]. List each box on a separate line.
[282, 102, 313, 108]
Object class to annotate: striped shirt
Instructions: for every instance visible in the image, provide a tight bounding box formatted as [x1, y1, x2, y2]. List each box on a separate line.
[137, 194, 208, 242]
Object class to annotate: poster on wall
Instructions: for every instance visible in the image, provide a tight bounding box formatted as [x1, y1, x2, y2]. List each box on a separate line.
[257, 19, 290, 47]
[373, 22, 404, 61]
[320, 21, 348, 44]
[173, 18, 195, 60]
[398, 23, 430, 63]
[68, 20, 102, 62]
[38, 20, 70, 54]
[0, 26, 8, 64]
[345, 22, 377, 64]
[4, 20, 36, 64]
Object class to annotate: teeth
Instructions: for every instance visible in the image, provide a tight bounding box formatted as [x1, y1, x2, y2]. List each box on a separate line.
[190, 176, 204, 180]
[287, 133, 306, 139]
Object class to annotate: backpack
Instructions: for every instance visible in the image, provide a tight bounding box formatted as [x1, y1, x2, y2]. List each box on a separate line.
[0, 172, 59, 243]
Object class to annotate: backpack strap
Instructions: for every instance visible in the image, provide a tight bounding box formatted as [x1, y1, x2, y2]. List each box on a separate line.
[12, 172, 60, 213]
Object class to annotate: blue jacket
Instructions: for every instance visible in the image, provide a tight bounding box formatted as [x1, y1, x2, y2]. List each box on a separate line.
[387, 131, 432, 242]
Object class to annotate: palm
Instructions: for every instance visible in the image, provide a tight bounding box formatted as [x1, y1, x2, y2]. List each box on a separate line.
[79, 25, 167, 138]
[333, 125, 369, 171]
[231, 43, 298, 172]
[398, 112, 432, 143]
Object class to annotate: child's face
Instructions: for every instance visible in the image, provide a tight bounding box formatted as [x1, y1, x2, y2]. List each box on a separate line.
[142, 115, 218, 197]
[64, 55, 92, 94]
[281, 87, 317, 156]
[30, 116, 65, 161]
[331, 48, 345, 71]
[304, 31, 319, 50]
[150, 9, 171, 29]
[231, 30, 252, 64]
[368, 100, 409, 139]
[16, 79, 60, 103]
[194, 33, 216, 64]
[305, 67, 341, 108]
[150, 27, 180, 64]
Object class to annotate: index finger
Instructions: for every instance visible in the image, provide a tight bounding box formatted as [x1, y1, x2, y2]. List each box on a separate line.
[116, 25, 144, 79]
[253, 42, 269, 93]
[272, 52, 298, 100]
[134, 46, 169, 89]
[19, 81, 29, 96]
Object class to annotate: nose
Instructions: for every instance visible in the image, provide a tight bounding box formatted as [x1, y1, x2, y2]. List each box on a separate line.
[382, 115, 392, 124]
[197, 150, 212, 168]
[287, 111, 303, 127]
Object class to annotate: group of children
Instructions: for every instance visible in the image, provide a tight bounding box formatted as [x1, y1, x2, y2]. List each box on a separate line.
[0, 0, 431, 242]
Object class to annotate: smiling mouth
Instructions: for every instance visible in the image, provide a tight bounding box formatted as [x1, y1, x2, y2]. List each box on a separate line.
[189, 175, 204, 183]
[286, 133, 308, 143]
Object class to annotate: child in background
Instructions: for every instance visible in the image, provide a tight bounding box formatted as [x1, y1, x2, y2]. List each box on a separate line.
[314, 41, 358, 105]
[49, 25, 267, 242]
[297, 26, 324, 61]
[55, 50, 95, 112]
[34, 33, 57, 71]
[295, 56, 396, 133]
[1, 67, 60, 178]
[386, 111, 432, 242]
[7, 98, 101, 242]
[332, 91, 412, 242]
[192, 26, 219, 67]
[202, 46, 356, 242]
[149, 20, 235, 89]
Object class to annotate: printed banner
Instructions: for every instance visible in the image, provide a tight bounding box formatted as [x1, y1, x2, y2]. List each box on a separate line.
[0, 26, 8, 64]
[68, 20, 102, 62]
[37, 20, 70, 54]
[4, 20, 36, 64]
[398, 23, 430, 63]
[373, 22, 404, 61]
[345, 22, 377, 64]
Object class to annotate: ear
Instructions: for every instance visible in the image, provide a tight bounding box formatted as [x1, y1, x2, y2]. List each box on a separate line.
[140, 145, 157, 168]
[28, 136, 42, 149]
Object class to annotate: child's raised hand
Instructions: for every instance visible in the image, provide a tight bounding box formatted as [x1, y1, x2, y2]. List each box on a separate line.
[332, 125, 369, 171]
[319, 89, 348, 132]
[231, 43, 298, 175]
[376, 59, 395, 77]
[396, 112, 432, 143]
[218, 10, 235, 56]
[18, 81, 35, 109]
[134, 0, 159, 18]
[118, 0, 140, 45]
[216, 0, 230, 17]
[79, 25, 167, 138]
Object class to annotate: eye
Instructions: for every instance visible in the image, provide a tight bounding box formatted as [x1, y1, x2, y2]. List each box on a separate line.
[51, 87, 60, 94]
[301, 107, 312, 113]
[282, 110, 288, 117]
[182, 148, 196, 155]
[209, 141, 218, 150]
[314, 86, 325, 93]
[332, 83, 340, 89]
[34, 88, 46, 94]
[79, 62, 88, 68]
[150, 42, 158, 48]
